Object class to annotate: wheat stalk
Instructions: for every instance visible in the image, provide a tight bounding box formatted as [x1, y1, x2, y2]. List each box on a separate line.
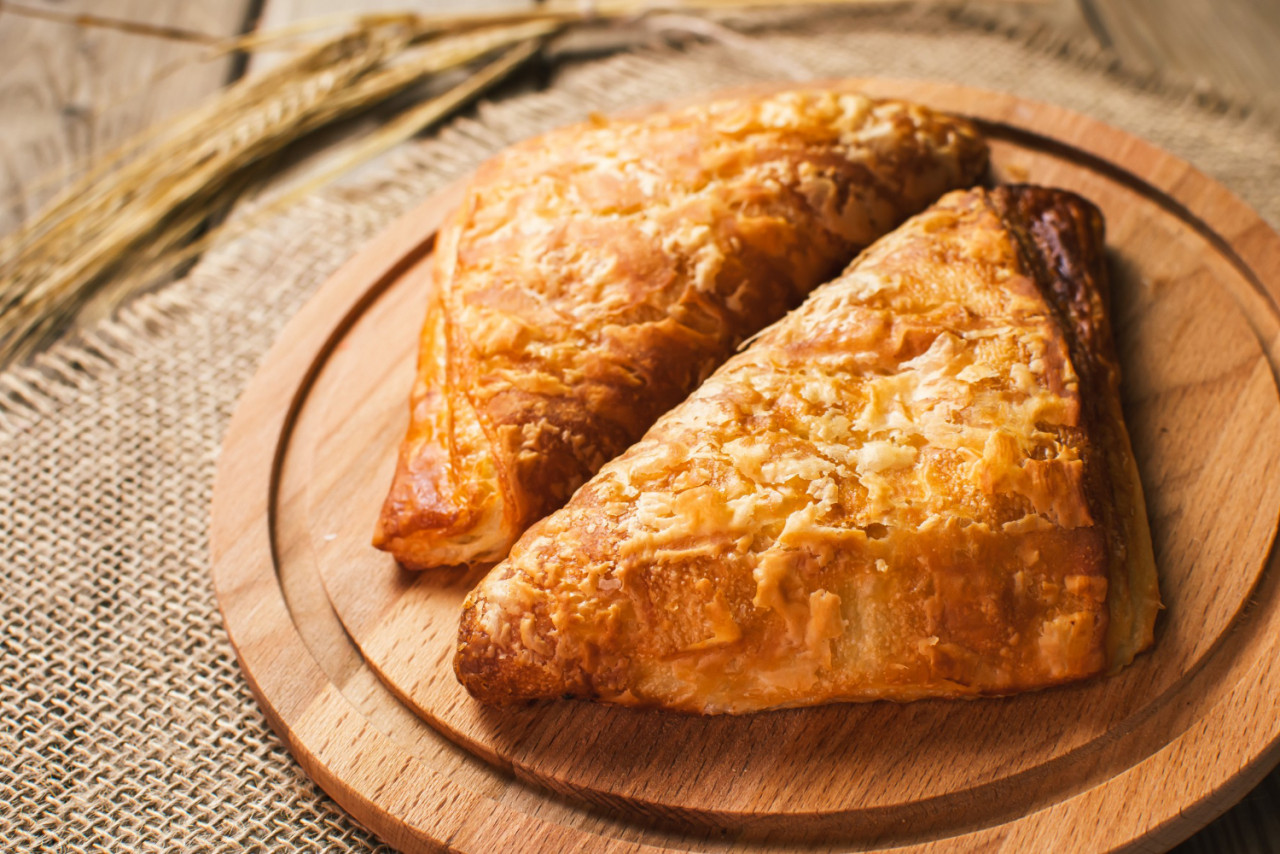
[0, 14, 563, 365]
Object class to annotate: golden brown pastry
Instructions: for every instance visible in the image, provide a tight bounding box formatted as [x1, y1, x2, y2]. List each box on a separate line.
[374, 88, 988, 570]
[455, 185, 1160, 714]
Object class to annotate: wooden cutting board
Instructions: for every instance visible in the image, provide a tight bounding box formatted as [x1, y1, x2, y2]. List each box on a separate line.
[210, 80, 1280, 853]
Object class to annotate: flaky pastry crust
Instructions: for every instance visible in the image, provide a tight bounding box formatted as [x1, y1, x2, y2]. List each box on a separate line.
[455, 186, 1160, 713]
[373, 88, 988, 570]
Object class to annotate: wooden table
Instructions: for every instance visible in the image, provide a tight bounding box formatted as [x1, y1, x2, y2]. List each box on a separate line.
[2, 1, 1277, 851]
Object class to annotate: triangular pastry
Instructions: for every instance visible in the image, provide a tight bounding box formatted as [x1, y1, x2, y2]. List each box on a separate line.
[455, 185, 1160, 714]
[374, 88, 988, 569]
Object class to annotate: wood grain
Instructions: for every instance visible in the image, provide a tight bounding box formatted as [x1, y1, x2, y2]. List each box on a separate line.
[0, 1, 253, 237]
[211, 80, 1280, 852]
[1081, 0, 1280, 120]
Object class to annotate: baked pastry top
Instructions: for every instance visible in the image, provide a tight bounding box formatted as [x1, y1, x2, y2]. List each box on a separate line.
[373, 88, 988, 570]
[455, 185, 1160, 714]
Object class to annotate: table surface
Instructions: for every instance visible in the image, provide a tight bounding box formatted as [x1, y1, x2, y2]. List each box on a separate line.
[1, 1, 1278, 852]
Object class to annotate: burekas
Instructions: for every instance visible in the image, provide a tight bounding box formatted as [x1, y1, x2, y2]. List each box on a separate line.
[455, 186, 1159, 714]
[374, 88, 988, 570]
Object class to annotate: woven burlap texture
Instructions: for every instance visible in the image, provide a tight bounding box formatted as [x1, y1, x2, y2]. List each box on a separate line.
[3, 7, 1278, 851]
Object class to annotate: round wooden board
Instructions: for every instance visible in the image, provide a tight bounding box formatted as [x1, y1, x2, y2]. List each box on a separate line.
[212, 80, 1280, 853]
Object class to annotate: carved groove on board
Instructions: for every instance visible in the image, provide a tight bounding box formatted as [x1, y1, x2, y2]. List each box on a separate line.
[304, 118, 1280, 830]
[214, 81, 1280, 854]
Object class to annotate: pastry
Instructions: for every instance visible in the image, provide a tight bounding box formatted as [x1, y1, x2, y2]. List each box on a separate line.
[373, 88, 988, 570]
[455, 185, 1160, 714]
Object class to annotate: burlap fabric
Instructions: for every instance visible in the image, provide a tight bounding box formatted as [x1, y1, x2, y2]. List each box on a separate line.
[3, 5, 1278, 851]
